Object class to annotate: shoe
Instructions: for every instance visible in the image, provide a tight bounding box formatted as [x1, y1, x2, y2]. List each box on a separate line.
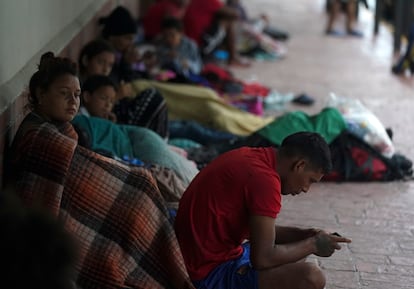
[391, 153, 413, 173]
[385, 127, 393, 140]
[347, 30, 363, 37]
[292, 94, 315, 105]
[392, 64, 403, 75]
[325, 29, 344, 37]
[263, 26, 289, 41]
[392, 59, 410, 75]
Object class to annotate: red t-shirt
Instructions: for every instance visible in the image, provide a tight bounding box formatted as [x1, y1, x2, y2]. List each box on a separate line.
[182, 0, 223, 44]
[175, 147, 282, 281]
[142, 0, 185, 40]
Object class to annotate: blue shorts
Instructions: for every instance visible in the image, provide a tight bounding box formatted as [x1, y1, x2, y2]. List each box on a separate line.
[193, 243, 258, 289]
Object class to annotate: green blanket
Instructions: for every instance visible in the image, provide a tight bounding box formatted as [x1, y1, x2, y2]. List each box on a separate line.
[257, 107, 347, 145]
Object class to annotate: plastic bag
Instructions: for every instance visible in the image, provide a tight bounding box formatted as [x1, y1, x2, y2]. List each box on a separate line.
[327, 93, 395, 158]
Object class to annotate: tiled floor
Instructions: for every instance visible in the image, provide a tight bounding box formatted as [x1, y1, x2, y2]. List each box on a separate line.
[233, 1, 414, 288]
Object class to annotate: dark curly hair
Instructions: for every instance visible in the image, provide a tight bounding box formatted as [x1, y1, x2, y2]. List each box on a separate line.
[279, 131, 332, 174]
[28, 52, 78, 110]
[99, 6, 137, 39]
[82, 74, 117, 94]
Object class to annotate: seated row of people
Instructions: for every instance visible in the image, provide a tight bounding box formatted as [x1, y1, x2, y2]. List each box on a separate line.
[5, 52, 344, 289]
[6, 4, 413, 289]
[4, 5, 290, 286]
[96, 2, 287, 92]
[143, 0, 288, 65]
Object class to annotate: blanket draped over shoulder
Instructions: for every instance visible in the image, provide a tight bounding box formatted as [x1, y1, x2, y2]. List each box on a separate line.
[9, 113, 194, 289]
[71, 115, 199, 186]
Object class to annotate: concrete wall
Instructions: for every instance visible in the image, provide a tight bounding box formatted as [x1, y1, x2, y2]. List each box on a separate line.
[0, 0, 143, 187]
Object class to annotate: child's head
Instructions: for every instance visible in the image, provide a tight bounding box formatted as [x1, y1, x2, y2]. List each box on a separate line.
[81, 75, 117, 119]
[100, 6, 137, 53]
[278, 132, 332, 196]
[78, 39, 116, 78]
[161, 17, 184, 48]
[29, 52, 80, 123]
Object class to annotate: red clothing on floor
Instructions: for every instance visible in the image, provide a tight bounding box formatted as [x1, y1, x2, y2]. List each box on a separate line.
[183, 0, 223, 45]
[143, 0, 186, 40]
[175, 147, 282, 281]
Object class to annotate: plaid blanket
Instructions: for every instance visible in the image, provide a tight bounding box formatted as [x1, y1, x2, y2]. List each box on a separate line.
[10, 113, 194, 289]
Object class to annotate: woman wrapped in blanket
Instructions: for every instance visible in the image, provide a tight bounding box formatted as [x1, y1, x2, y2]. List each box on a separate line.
[7, 52, 194, 289]
[78, 39, 169, 138]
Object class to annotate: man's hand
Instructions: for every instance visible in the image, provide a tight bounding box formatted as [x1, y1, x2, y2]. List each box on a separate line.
[302, 228, 322, 238]
[274, 226, 321, 244]
[313, 231, 352, 257]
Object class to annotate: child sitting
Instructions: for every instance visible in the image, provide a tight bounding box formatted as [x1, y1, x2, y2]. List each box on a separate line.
[78, 39, 116, 83]
[78, 40, 169, 138]
[79, 75, 118, 122]
[142, 0, 189, 41]
[80, 74, 168, 137]
[157, 17, 203, 76]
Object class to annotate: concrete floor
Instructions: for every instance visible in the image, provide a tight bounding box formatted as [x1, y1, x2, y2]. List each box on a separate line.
[233, 1, 414, 288]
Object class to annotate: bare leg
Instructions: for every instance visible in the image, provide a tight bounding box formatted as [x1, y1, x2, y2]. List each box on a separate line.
[225, 20, 237, 62]
[225, 20, 251, 67]
[326, 0, 341, 33]
[258, 262, 326, 289]
[346, 0, 357, 32]
[346, 0, 363, 36]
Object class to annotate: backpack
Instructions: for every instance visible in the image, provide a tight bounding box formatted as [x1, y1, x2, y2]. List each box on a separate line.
[323, 132, 413, 182]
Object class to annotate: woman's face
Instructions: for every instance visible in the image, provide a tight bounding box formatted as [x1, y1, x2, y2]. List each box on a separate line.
[82, 85, 116, 119]
[86, 51, 115, 76]
[36, 74, 81, 122]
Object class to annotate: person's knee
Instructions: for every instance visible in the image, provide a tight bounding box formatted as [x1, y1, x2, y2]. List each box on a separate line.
[302, 263, 326, 289]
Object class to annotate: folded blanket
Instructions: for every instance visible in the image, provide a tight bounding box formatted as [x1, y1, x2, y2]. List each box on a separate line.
[9, 113, 194, 289]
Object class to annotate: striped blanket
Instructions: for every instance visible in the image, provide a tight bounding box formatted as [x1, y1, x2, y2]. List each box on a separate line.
[9, 113, 193, 289]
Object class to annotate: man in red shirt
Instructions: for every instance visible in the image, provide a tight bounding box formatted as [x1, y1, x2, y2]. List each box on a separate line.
[175, 131, 352, 289]
[182, 0, 249, 66]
